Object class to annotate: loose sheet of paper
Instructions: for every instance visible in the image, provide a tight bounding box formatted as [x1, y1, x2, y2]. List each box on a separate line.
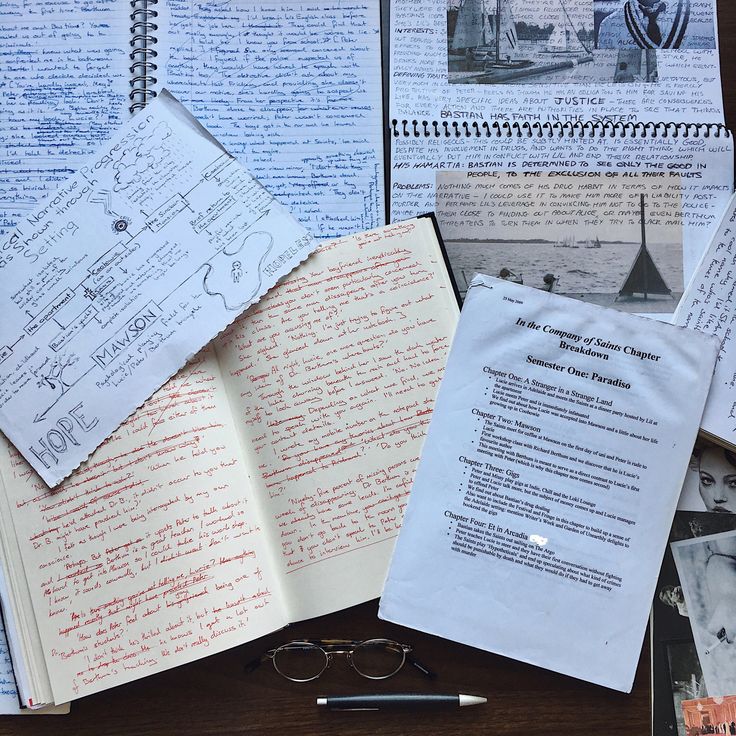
[673, 193, 736, 447]
[157, 0, 385, 237]
[0, 0, 130, 238]
[390, 128, 733, 294]
[392, 0, 723, 125]
[0, 90, 315, 487]
[379, 275, 718, 692]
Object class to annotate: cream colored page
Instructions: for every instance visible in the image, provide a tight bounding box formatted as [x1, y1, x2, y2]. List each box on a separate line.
[0, 352, 288, 703]
[215, 219, 460, 620]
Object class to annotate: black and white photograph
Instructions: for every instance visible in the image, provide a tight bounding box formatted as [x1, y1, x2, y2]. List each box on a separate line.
[672, 530, 736, 698]
[595, 0, 717, 49]
[653, 513, 736, 736]
[435, 170, 683, 313]
[679, 438, 736, 513]
[447, 0, 659, 84]
[666, 642, 707, 736]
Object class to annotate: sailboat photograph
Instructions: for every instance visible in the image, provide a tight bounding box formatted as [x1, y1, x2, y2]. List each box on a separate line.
[448, 0, 594, 83]
[447, 0, 659, 84]
[615, 193, 674, 304]
[434, 171, 683, 314]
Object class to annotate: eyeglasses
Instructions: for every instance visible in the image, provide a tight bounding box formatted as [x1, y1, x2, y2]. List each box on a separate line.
[246, 638, 435, 682]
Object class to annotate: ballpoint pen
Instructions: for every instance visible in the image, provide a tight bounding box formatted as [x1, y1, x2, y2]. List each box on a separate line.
[316, 694, 487, 710]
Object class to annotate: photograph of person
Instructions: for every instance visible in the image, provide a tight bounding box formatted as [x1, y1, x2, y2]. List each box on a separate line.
[595, 0, 717, 49]
[679, 439, 736, 513]
[672, 530, 736, 697]
[652, 512, 736, 736]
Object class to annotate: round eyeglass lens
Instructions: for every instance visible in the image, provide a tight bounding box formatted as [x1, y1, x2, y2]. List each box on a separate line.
[351, 639, 405, 679]
[272, 642, 328, 682]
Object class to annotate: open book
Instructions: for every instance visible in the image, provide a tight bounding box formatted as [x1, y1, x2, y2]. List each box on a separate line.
[0, 216, 459, 704]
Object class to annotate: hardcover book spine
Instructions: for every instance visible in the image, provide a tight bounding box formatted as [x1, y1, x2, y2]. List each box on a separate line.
[129, 0, 159, 112]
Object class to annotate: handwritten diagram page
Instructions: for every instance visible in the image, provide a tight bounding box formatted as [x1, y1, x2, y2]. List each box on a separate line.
[156, 0, 385, 237]
[392, 0, 723, 126]
[0, 350, 290, 703]
[379, 276, 718, 692]
[214, 218, 460, 620]
[673, 192, 736, 447]
[0, 0, 130, 239]
[0, 90, 316, 487]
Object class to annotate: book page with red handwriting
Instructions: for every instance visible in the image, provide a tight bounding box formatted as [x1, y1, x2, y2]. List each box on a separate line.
[214, 218, 460, 620]
[0, 351, 287, 703]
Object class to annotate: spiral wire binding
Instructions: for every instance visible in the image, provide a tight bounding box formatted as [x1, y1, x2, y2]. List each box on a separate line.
[129, 0, 159, 112]
[390, 119, 731, 139]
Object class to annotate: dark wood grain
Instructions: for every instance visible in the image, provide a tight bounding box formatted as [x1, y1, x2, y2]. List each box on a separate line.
[0, 600, 651, 735]
[0, 3, 734, 733]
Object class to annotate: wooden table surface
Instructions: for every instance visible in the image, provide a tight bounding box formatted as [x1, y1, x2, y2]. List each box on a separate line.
[1, 3, 735, 734]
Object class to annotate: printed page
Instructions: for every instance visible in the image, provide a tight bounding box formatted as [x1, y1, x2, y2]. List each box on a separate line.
[390, 129, 733, 305]
[673, 193, 736, 448]
[0, 351, 288, 703]
[0, 90, 316, 487]
[156, 0, 385, 237]
[214, 219, 459, 620]
[0, 0, 130, 238]
[379, 275, 718, 692]
[392, 0, 723, 125]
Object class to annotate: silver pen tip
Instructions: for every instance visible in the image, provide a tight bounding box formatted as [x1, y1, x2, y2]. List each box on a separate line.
[459, 694, 487, 707]
[316, 697, 328, 706]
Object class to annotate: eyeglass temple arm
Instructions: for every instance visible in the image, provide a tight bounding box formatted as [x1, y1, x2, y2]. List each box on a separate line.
[406, 652, 436, 679]
[243, 653, 269, 673]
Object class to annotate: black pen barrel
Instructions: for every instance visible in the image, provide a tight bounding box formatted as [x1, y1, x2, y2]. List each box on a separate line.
[323, 694, 458, 710]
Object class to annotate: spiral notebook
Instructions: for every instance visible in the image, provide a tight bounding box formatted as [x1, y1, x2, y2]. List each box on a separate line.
[385, 0, 735, 316]
[0, 0, 386, 242]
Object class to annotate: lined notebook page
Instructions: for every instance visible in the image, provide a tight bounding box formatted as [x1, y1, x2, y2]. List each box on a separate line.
[0, 0, 130, 236]
[158, 0, 385, 237]
[214, 219, 459, 620]
[0, 352, 288, 703]
[0, 619, 21, 714]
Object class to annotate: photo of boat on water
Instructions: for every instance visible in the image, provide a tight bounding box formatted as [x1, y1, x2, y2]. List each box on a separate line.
[447, 0, 658, 84]
[435, 171, 683, 313]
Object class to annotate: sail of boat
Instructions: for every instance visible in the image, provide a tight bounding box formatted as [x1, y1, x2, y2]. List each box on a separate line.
[545, 0, 586, 53]
[451, 0, 493, 50]
[489, 0, 519, 60]
[616, 194, 672, 300]
[450, 0, 519, 61]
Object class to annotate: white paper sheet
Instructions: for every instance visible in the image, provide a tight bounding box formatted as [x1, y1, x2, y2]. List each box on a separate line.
[379, 275, 718, 692]
[392, 0, 724, 125]
[0, 90, 316, 487]
[673, 192, 736, 447]
[389, 127, 734, 298]
[157, 0, 385, 237]
[0, 0, 130, 238]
